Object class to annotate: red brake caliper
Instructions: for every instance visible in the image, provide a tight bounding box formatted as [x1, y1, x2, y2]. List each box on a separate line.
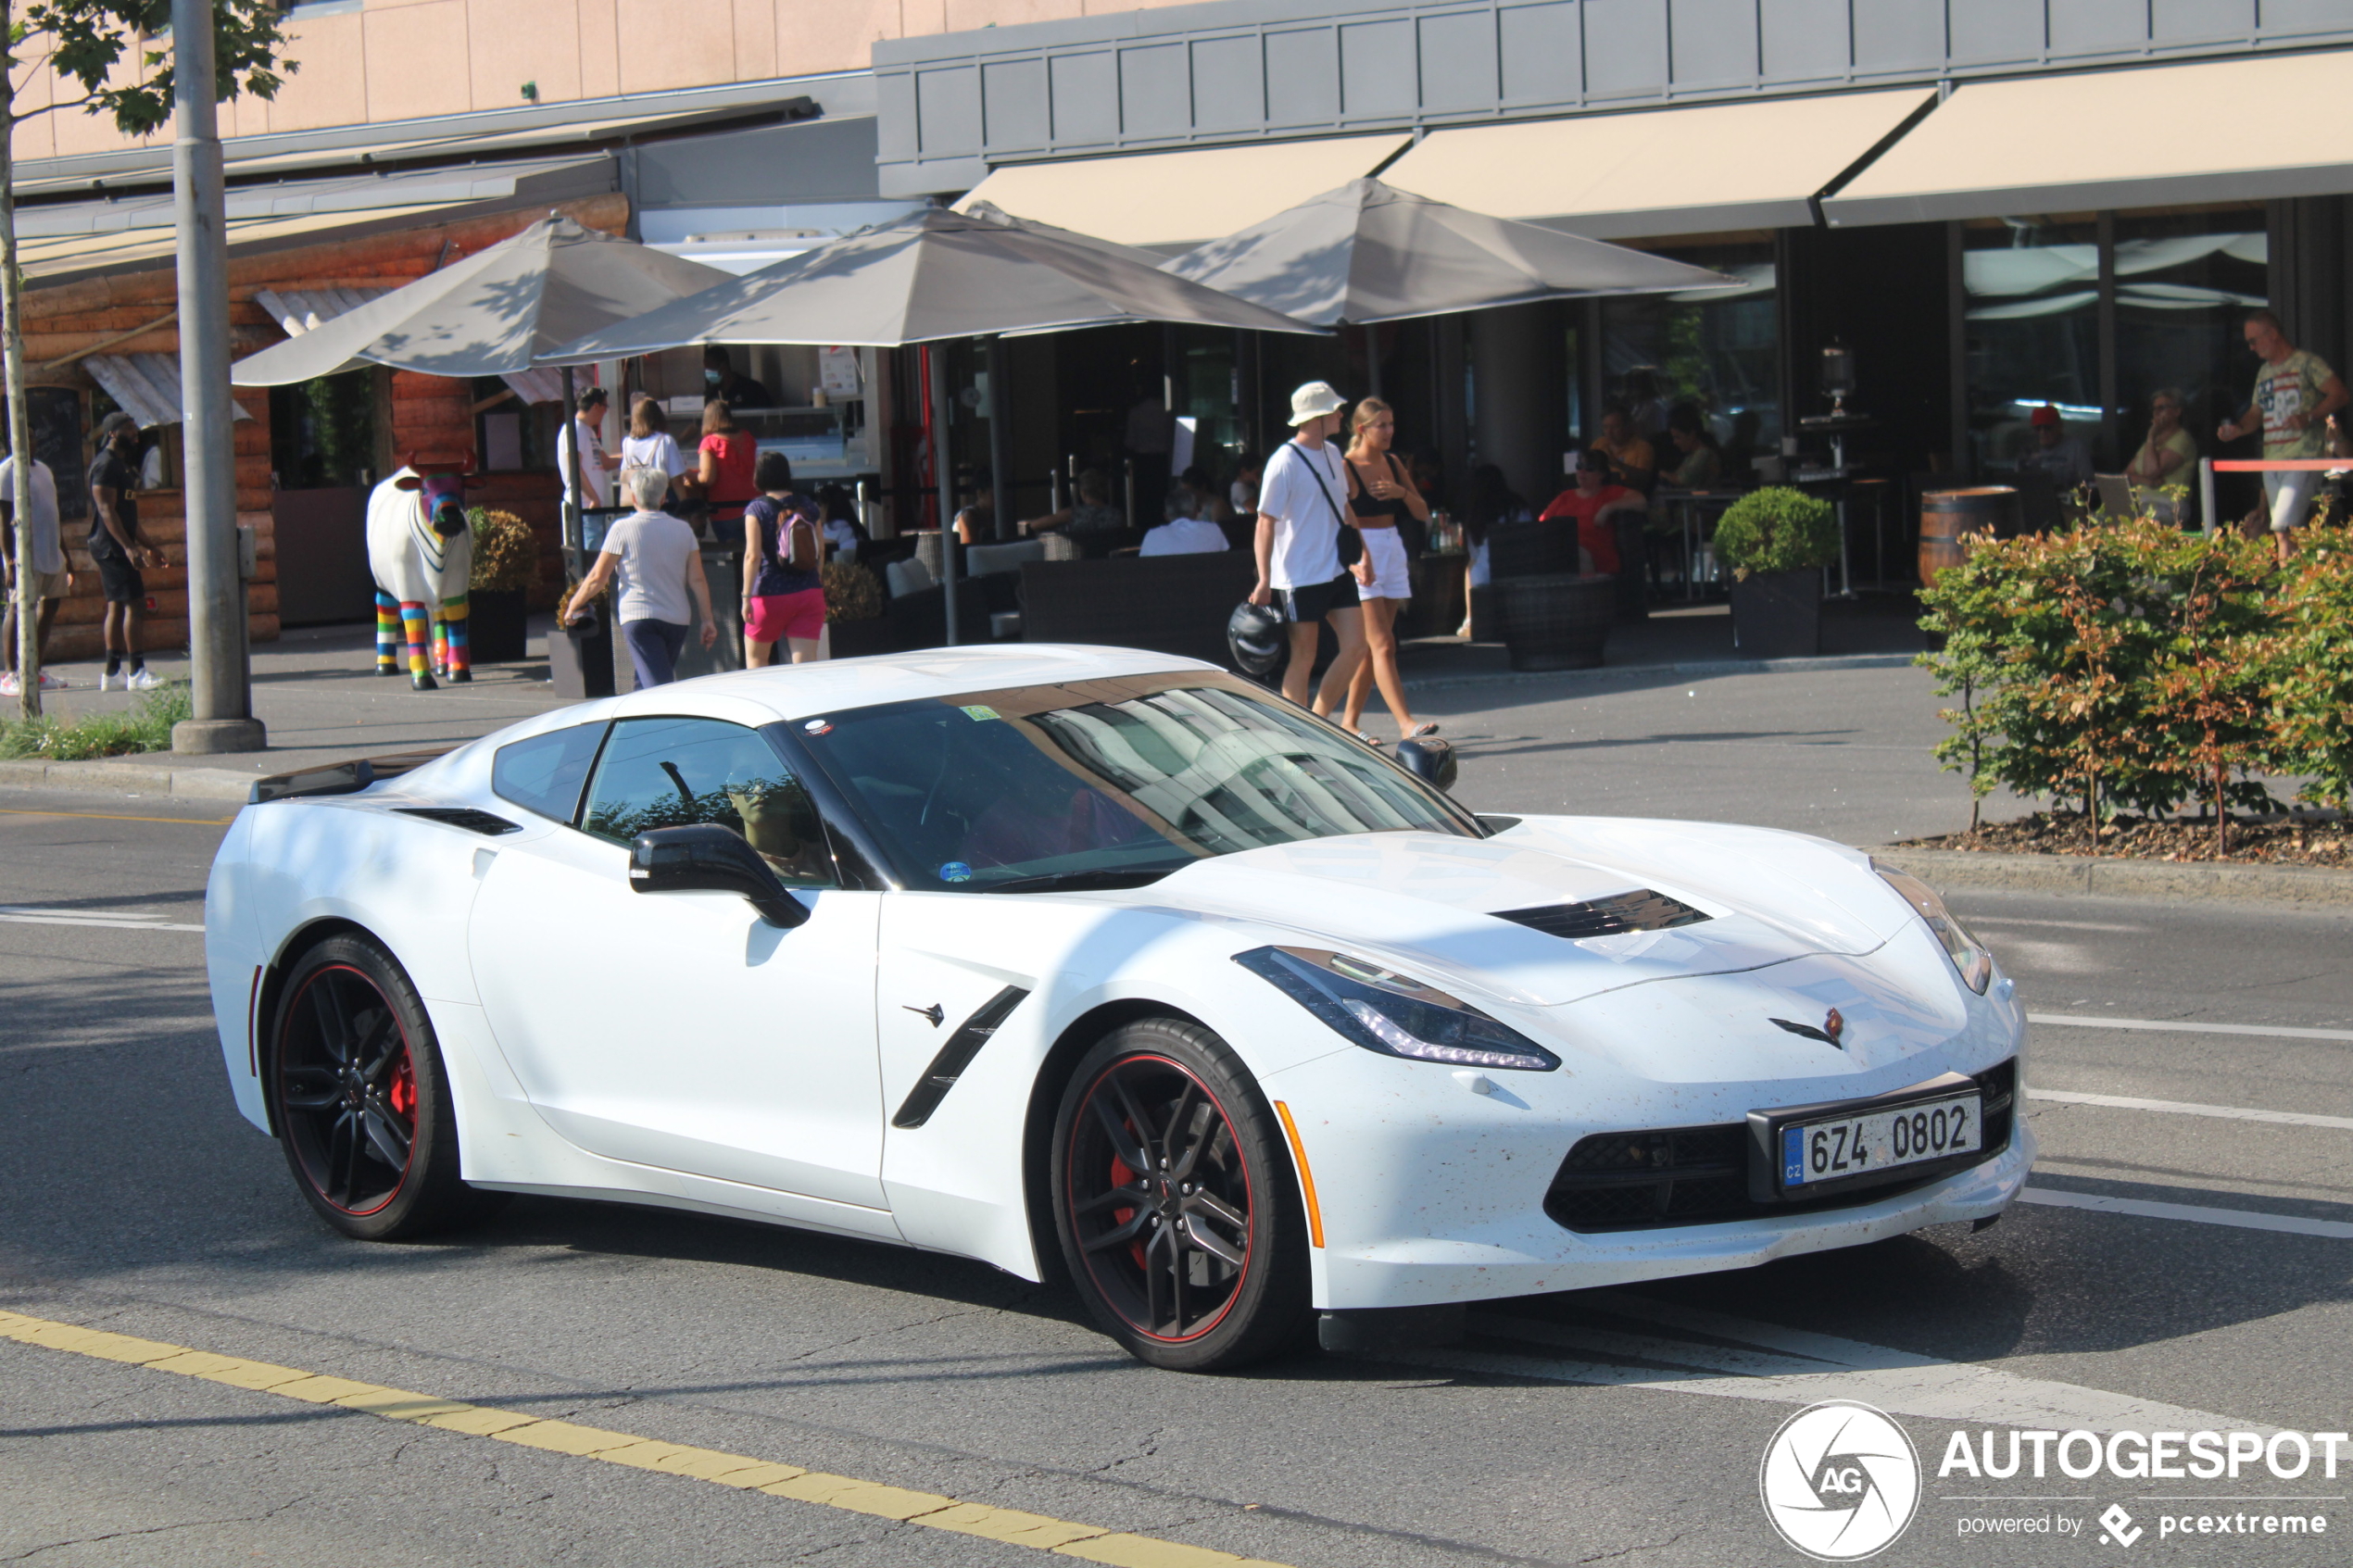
[1108, 1148, 1148, 1270]
[387, 1049, 417, 1122]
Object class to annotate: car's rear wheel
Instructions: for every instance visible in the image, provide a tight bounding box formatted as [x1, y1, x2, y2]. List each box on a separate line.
[268, 935, 493, 1240]
[1051, 1019, 1311, 1371]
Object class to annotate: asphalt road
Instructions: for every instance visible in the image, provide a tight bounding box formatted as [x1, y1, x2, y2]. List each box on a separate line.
[5, 778, 2351, 1567]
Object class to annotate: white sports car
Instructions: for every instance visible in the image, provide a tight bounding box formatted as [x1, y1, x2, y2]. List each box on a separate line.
[205, 646, 2031, 1370]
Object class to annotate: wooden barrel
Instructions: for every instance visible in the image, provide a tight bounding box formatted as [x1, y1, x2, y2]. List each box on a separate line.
[1919, 487, 2020, 584]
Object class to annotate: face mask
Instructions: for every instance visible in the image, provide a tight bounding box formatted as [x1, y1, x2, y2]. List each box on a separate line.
[704, 370, 722, 385]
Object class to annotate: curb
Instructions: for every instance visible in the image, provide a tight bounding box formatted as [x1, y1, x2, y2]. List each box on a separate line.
[1403, 651, 1920, 693]
[1874, 847, 2353, 907]
[0, 757, 258, 802]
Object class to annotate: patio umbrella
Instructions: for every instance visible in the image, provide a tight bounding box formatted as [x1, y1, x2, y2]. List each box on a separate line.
[541, 205, 1324, 645]
[229, 214, 735, 385]
[538, 203, 1320, 358]
[1164, 178, 1740, 333]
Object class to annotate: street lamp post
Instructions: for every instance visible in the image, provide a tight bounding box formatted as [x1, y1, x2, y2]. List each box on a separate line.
[171, 0, 264, 755]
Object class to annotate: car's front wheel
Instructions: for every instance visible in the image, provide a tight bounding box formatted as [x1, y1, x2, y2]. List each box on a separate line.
[1051, 1019, 1311, 1371]
[267, 935, 493, 1240]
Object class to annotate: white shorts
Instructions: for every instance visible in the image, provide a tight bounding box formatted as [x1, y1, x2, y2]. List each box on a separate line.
[1356, 526, 1411, 600]
[2264, 469, 2319, 533]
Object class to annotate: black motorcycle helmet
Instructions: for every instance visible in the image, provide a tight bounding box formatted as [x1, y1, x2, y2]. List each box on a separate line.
[1226, 600, 1286, 676]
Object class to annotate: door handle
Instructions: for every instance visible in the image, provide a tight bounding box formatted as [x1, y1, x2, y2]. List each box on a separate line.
[902, 1003, 945, 1027]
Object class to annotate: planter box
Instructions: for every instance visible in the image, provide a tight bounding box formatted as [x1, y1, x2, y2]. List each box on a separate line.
[467, 589, 528, 664]
[1493, 572, 1614, 671]
[827, 616, 899, 659]
[547, 618, 616, 699]
[1730, 567, 1822, 659]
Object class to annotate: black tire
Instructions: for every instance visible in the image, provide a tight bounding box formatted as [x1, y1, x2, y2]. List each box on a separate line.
[266, 935, 497, 1240]
[1051, 1018, 1312, 1371]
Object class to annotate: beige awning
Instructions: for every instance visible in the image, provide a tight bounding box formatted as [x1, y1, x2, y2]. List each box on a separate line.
[1824, 52, 2353, 227]
[1381, 89, 1934, 240]
[956, 134, 1411, 251]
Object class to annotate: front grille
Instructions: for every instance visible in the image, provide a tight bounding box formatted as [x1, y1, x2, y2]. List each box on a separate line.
[1544, 1059, 2017, 1233]
[1494, 889, 1710, 940]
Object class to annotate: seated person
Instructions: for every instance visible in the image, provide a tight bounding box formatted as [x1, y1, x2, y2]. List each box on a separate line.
[1588, 404, 1657, 494]
[1021, 469, 1126, 536]
[1139, 487, 1229, 556]
[1664, 404, 1723, 488]
[2018, 404, 2093, 488]
[1539, 447, 1646, 574]
[952, 495, 995, 545]
[815, 483, 867, 559]
[2125, 389, 2196, 521]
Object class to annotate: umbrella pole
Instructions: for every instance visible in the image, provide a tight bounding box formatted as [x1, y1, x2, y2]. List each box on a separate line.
[560, 364, 583, 563]
[929, 342, 959, 646]
[1363, 322, 1381, 399]
[986, 335, 1013, 543]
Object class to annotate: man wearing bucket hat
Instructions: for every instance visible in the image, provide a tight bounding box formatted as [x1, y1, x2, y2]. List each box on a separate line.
[1250, 382, 1370, 714]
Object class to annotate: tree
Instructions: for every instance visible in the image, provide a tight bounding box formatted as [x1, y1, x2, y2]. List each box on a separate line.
[4, 1, 291, 718]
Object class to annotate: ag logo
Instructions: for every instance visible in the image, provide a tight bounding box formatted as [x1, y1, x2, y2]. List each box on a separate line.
[1759, 1400, 1921, 1560]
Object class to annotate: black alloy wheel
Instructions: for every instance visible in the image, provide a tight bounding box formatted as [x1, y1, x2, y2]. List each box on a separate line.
[269, 935, 496, 1240]
[1052, 1019, 1310, 1371]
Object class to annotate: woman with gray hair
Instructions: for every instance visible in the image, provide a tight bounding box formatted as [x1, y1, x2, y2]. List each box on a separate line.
[560, 465, 716, 687]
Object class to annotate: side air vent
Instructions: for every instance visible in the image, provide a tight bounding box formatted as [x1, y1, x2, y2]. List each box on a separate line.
[891, 986, 1031, 1129]
[1493, 889, 1709, 940]
[394, 807, 522, 836]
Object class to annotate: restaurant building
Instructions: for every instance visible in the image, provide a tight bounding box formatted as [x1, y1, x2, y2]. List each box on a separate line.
[19, 2, 2353, 656]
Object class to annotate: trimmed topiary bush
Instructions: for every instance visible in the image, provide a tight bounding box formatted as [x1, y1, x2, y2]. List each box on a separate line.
[1711, 486, 1839, 580]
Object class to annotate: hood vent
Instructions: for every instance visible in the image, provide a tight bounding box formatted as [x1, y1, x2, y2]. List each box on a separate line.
[1492, 889, 1710, 941]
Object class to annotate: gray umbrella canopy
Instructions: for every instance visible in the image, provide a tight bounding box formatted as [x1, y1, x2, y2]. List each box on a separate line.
[230, 216, 734, 385]
[538, 203, 1321, 361]
[1164, 179, 1739, 326]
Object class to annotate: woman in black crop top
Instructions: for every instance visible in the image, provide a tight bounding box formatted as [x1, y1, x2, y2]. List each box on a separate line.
[1339, 397, 1437, 743]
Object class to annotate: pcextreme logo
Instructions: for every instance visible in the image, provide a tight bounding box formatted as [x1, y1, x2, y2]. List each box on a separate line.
[1760, 1400, 1923, 1561]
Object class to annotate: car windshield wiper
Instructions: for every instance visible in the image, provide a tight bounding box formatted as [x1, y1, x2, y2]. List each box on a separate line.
[977, 868, 1181, 895]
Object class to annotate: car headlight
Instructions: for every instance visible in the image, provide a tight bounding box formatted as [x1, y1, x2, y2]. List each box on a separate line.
[1234, 946, 1561, 1071]
[1872, 861, 1994, 994]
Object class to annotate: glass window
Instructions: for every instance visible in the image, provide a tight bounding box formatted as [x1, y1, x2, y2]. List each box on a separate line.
[2115, 207, 2267, 519]
[798, 677, 1477, 893]
[580, 718, 836, 887]
[492, 722, 609, 824]
[270, 370, 378, 490]
[1598, 238, 1779, 471]
[1962, 215, 2101, 473]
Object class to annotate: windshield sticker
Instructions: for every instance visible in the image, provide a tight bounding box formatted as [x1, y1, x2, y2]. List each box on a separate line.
[803, 718, 832, 735]
[939, 860, 974, 883]
[959, 705, 1000, 721]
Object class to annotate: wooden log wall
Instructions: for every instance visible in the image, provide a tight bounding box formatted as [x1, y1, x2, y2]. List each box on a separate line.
[18, 193, 624, 663]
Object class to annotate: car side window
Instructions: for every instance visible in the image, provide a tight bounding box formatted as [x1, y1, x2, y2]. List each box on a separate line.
[492, 721, 610, 824]
[580, 717, 837, 888]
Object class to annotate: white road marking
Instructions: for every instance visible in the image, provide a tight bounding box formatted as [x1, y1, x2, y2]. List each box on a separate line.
[1968, 916, 2146, 933]
[0, 908, 204, 933]
[2019, 1185, 2353, 1239]
[2031, 1088, 2353, 1131]
[2029, 1012, 2353, 1043]
[1379, 1294, 2262, 1434]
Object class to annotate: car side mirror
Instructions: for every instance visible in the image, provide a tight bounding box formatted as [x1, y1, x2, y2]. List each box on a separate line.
[1394, 736, 1457, 793]
[629, 824, 808, 927]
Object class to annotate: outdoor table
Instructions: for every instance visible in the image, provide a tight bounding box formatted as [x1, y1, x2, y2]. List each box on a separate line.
[1650, 486, 1743, 600]
[1406, 550, 1469, 638]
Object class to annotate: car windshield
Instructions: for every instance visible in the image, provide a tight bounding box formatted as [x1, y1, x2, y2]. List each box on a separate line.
[789, 675, 1476, 892]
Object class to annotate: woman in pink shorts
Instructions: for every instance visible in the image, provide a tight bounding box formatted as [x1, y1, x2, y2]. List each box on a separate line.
[740, 451, 827, 665]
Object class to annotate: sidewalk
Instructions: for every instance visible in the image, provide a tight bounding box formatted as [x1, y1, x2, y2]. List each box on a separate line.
[0, 621, 573, 800]
[1, 594, 1931, 803]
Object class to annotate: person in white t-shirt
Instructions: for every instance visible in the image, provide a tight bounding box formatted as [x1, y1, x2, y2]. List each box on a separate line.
[0, 455, 68, 695]
[557, 385, 620, 509]
[1139, 488, 1228, 557]
[621, 395, 690, 497]
[560, 465, 715, 687]
[1250, 382, 1369, 714]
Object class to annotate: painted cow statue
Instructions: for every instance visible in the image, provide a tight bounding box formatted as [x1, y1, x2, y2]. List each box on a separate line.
[367, 454, 480, 690]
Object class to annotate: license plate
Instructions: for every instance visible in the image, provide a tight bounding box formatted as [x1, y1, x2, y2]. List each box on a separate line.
[1780, 1093, 1982, 1190]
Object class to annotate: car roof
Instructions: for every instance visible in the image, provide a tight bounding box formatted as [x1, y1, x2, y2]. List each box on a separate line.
[603, 644, 1224, 725]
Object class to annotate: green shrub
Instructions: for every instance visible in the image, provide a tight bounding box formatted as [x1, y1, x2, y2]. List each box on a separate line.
[0, 680, 192, 760]
[822, 559, 882, 622]
[1711, 486, 1839, 579]
[2271, 535, 2353, 810]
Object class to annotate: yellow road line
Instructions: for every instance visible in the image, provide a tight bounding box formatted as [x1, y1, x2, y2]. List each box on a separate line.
[0, 806, 236, 826]
[0, 1309, 1291, 1568]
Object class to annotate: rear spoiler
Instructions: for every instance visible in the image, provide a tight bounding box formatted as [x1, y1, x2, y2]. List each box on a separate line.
[248, 746, 461, 805]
